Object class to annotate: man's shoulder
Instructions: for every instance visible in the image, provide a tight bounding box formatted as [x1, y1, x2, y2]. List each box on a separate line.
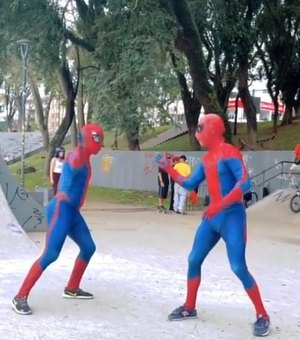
[222, 143, 241, 158]
[66, 148, 85, 169]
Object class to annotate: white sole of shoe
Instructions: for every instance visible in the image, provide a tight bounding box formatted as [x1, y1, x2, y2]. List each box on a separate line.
[62, 293, 94, 299]
[168, 315, 198, 321]
[11, 301, 32, 315]
[254, 329, 270, 337]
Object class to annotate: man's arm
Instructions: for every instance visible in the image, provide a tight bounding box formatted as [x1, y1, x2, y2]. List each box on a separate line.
[49, 158, 55, 184]
[204, 148, 250, 219]
[155, 153, 205, 189]
[158, 169, 164, 187]
[221, 151, 251, 208]
[181, 163, 206, 191]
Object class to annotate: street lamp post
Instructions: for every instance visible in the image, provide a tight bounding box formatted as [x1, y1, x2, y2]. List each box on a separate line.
[17, 39, 30, 188]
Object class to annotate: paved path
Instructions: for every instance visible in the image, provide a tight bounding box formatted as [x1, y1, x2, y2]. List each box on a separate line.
[1, 194, 299, 340]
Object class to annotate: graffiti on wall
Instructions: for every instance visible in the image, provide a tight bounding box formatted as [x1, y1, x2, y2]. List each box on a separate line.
[0, 155, 46, 232]
[143, 152, 157, 176]
[242, 153, 256, 178]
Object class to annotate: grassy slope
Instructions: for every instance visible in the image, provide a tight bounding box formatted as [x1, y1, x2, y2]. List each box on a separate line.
[151, 120, 300, 151]
[7, 127, 170, 207]
[104, 126, 170, 150]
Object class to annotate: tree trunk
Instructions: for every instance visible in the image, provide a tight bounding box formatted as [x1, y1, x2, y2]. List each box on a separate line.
[233, 94, 239, 136]
[126, 135, 140, 150]
[163, 0, 231, 141]
[238, 61, 257, 146]
[45, 61, 76, 175]
[28, 74, 50, 150]
[17, 96, 22, 132]
[111, 129, 119, 149]
[281, 104, 294, 125]
[7, 116, 14, 132]
[281, 89, 296, 125]
[126, 125, 140, 150]
[179, 82, 201, 151]
[86, 97, 93, 122]
[71, 115, 78, 147]
[272, 97, 279, 134]
[171, 53, 201, 150]
[77, 77, 85, 130]
[294, 103, 300, 119]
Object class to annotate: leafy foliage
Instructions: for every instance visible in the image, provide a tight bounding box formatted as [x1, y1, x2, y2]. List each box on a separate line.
[85, 0, 179, 148]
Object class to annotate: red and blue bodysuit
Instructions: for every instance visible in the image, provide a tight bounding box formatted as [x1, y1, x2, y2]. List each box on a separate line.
[157, 114, 270, 337]
[14, 123, 104, 306]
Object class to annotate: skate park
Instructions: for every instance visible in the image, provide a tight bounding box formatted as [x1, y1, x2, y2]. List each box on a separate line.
[0, 151, 299, 340]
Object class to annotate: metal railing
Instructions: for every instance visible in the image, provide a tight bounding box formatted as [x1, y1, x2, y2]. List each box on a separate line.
[187, 160, 298, 210]
[249, 161, 297, 199]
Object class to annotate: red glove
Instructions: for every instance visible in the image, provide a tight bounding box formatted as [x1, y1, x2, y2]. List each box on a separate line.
[155, 152, 173, 173]
[204, 201, 223, 219]
[189, 191, 198, 205]
[155, 153, 184, 185]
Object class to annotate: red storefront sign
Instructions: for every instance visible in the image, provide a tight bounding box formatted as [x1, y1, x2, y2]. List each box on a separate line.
[227, 99, 285, 113]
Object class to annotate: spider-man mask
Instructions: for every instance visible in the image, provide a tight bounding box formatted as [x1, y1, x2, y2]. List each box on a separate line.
[80, 123, 104, 155]
[195, 113, 225, 149]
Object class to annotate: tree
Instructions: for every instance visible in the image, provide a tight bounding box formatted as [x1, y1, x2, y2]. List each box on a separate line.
[170, 53, 201, 150]
[3, 82, 19, 132]
[0, 0, 81, 173]
[159, 0, 232, 142]
[28, 74, 52, 149]
[225, 0, 263, 146]
[257, 0, 300, 131]
[83, 0, 179, 149]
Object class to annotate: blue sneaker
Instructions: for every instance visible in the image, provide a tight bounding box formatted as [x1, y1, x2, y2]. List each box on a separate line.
[168, 305, 197, 321]
[253, 315, 270, 337]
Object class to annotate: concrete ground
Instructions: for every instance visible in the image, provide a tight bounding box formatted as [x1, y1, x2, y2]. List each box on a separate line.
[1, 190, 300, 340]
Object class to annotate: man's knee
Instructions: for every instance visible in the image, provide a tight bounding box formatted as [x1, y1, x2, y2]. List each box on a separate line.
[81, 240, 96, 261]
[230, 263, 248, 279]
[40, 248, 60, 269]
[188, 252, 205, 269]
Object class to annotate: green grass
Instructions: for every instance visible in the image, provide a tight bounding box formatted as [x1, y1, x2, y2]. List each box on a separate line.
[152, 119, 300, 151]
[231, 120, 300, 150]
[150, 134, 192, 151]
[104, 125, 171, 149]
[9, 151, 50, 190]
[7, 125, 172, 207]
[87, 186, 159, 207]
[8, 153, 160, 208]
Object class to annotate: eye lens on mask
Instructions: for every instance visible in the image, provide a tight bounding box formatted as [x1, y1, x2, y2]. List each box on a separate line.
[92, 132, 102, 143]
[196, 124, 204, 132]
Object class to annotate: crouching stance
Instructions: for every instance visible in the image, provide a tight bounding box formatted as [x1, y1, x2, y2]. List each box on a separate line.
[156, 114, 270, 337]
[12, 123, 104, 315]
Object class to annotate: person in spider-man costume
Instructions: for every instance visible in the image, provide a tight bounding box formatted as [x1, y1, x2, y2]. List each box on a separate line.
[156, 114, 270, 337]
[12, 123, 104, 315]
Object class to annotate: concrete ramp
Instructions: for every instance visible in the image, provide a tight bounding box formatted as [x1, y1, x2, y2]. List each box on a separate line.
[0, 154, 46, 231]
[247, 189, 300, 226]
[0, 185, 37, 259]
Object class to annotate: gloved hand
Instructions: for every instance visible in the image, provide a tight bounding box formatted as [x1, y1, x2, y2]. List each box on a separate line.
[154, 153, 184, 185]
[204, 201, 223, 219]
[154, 153, 173, 172]
[189, 191, 199, 205]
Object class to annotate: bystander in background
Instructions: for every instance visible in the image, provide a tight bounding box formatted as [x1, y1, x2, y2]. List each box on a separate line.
[173, 155, 191, 214]
[49, 147, 65, 195]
